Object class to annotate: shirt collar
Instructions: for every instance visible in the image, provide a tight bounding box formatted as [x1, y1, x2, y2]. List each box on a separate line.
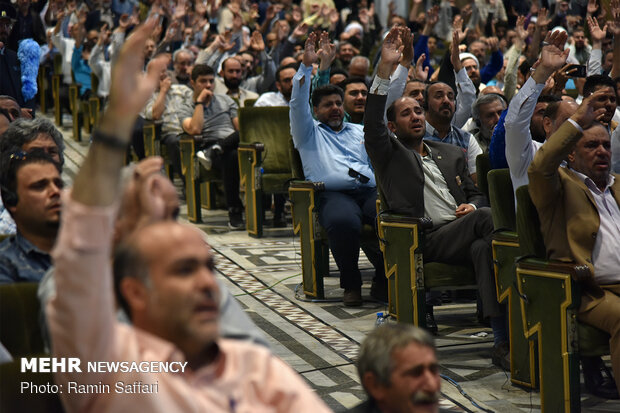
[425, 121, 453, 139]
[15, 232, 49, 256]
[570, 168, 615, 193]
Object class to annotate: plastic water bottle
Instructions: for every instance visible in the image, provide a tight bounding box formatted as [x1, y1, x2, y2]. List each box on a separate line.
[375, 312, 387, 327]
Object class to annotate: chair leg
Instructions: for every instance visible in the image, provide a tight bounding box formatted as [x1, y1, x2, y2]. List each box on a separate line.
[238, 147, 263, 238]
[493, 240, 539, 389]
[69, 85, 81, 142]
[517, 267, 581, 413]
[180, 138, 202, 223]
[52, 76, 62, 127]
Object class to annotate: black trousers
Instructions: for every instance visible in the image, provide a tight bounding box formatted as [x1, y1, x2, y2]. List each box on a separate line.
[199, 131, 242, 210]
[318, 187, 385, 290]
[424, 207, 500, 318]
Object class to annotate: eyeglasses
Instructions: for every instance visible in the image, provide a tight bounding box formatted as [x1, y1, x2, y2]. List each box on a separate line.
[348, 168, 370, 184]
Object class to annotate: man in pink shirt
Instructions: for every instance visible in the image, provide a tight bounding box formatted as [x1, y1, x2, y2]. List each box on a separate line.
[47, 18, 331, 413]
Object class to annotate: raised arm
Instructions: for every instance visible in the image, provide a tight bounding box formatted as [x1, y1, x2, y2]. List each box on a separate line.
[49, 18, 168, 411]
[290, 31, 322, 147]
[452, 30, 477, 129]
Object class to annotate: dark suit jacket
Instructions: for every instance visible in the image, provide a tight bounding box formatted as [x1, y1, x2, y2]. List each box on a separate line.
[528, 121, 620, 309]
[364, 93, 487, 219]
[0, 47, 34, 110]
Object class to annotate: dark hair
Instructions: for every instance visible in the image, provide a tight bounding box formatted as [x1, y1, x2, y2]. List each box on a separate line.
[0, 148, 61, 212]
[0, 107, 10, 124]
[329, 68, 349, 81]
[583, 74, 615, 97]
[543, 101, 562, 120]
[337, 76, 368, 91]
[518, 59, 532, 77]
[191, 64, 215, 81]
[537, 94, 561, 104]
[113, 239, 150, 319]
[221, 56, 240, 71]
[0, 118, 65, 166]
[386, 100, 398, 123]
[422, 81, 454, 110]
[311, 84, 344, 107]
[276, 63, 299, 82]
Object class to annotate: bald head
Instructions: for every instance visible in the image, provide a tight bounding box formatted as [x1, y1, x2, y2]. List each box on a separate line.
[543, 100, 579, 137]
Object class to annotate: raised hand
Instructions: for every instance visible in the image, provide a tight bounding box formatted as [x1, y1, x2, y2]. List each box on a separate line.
[249, 30, 265, 52]
[291, 22, 308, 39]
[587, 16, 608, 43]
[381, 27, 403, 66]
[539, 30, 570, 72]
[536, 8, 551, 29]
[414, 54, 429, 81]
[515, 15, 529, 43]
[587, 0, 599, 15]
[608, 0, 620, 36]
[101, 17, 170, 140]
[486, 36, 499, 52]
[450, 29, 463, 72]
[570, 88, 608, 128]
[452, 15, 469, 44]
[317, 31, 336, 69]
[423, 5, 439, 36]
[400, 27, 414, 67]
[302, 31, 319, 67]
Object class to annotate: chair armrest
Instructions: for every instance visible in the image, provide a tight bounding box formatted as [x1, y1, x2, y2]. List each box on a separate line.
[517, 258, 603, 298]
[289, 180, 325, 191]
[239, 142, 265, 152]
[378, 213, 432, 231]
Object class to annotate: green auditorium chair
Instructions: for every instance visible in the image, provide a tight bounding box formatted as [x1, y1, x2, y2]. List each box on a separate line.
[515, 185, 610, 413]
[288, 142, 378, 299]
[179, 133, 224, 223]
[88, 72, 102, 129]
[68, 71, 91, 142]
[0, 360, 64, 412]
[38, 64, 48, 114]
[237, 107, 293, 237]
[488, 169, 537, 389]
[376, 205, 477, 327]
[142, 120, 174, 180]
[0, 283, 45, 357]
[476, 153, 491, 198]
[244, 98, 257, 107]
[52, 54, 63, 126]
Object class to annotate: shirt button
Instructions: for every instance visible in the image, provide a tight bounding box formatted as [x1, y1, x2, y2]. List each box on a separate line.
[591, 232, 597, 239]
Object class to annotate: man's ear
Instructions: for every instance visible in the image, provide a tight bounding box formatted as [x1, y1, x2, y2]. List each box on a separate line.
[120, 277, 149, 316]
[567, 150, 576, 164]
[543, 116, 552, 137]
[362, 372, 388, 402]
[387, 120, 397, 134]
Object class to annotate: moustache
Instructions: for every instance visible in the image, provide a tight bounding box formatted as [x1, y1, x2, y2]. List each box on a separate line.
[411, 390, 440, 405]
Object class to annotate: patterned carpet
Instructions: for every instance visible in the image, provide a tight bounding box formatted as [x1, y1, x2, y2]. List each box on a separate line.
[57, 117, 620, 412]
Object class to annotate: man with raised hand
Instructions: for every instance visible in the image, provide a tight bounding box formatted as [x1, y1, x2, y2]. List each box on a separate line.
[528, 91, 620, 399]
[289, 31, 386, 306]
[47, 18, 331, 413]
[364, 28, 508, 368]
[504, 30, 570, 198]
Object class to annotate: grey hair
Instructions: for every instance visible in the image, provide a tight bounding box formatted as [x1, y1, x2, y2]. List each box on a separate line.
[472, 93, 507, 121]
[173, 48, 195, 63]
[350, 56, 370, 66]
[357, 323, 435, 388]
[0, 118, 65, 166]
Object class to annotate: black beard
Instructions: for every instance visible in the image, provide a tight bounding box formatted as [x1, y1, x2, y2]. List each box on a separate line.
[223, 77, 241, 91]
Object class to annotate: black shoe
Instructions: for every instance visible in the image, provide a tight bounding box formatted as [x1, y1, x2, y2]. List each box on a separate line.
[582, 356, 620, 399]
[228, 208, 245, 230]
[343, 288, 363, 307]
[370, 281, 388, 304]
[273, 214, 286, 228]
[425, 307, 438, 335]
[491, 341, 510, 371]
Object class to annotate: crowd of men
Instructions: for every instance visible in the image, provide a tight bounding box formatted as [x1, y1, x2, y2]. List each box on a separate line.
[1, 0, 620, 411]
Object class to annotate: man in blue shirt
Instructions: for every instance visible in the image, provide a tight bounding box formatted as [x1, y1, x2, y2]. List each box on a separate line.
[290, 31, 385, 306]
[0, 148, 62, 284]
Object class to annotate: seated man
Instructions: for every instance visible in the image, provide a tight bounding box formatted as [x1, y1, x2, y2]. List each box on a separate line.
[181, 64, 245, 229]
[213, 57, 259, 107]
[528, 91, 620, 398]
[48, 22, 330, 411]
[142, 67, 193, 181]
[471, 93, 506, 153]
[337, 77, 368, 125]
[0, 117, 64, 236]
[364, 28, 508, 368]
[0, 148, 62, 283]
[290, 31, 385, 306]
[348, 324, 441, 413]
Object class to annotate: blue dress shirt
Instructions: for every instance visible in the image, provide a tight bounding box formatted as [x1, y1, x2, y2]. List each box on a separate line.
[289, 63, 376, 191]
[0, 232, 52, 284]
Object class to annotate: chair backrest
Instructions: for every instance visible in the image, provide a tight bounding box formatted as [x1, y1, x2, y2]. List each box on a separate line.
[515, 185, 546, 258]
[289, 139, 305, 180]
[0, 360, 64, 412]
[53, 53, 62, 75]
[91, 72, 100, 94]
[488, 168, 516, 231]
[239, 106, 293, 174]
[0, 283, 45, 357]
[476, 153, 491, 198]
[244, 98, 257, 107]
